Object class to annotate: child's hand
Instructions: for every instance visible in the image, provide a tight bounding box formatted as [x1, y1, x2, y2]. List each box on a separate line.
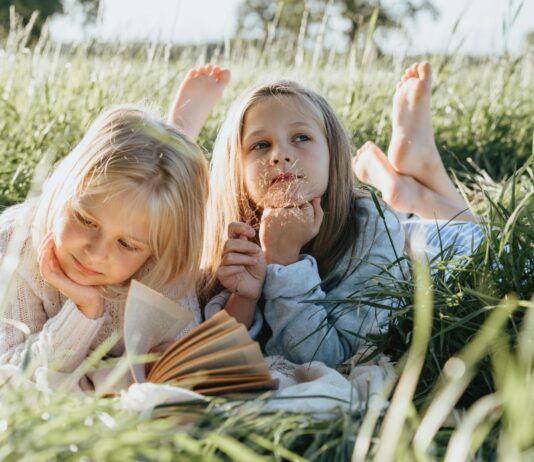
[39, 232, 104, 319]
[260, 198, 324, 265]
[216, 222, 266, 301]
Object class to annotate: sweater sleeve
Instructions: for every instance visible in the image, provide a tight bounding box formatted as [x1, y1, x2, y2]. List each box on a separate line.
[0, 272, 106, 372]
[262, 201, 405, 366]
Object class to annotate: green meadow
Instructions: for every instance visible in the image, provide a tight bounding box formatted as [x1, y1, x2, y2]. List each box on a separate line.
[1, 16, 534, 461]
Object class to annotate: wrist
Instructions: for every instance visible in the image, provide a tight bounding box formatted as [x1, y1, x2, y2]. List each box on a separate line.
[225, 294, 257, 328]
[264, 248, 300, 266]
[231, 291, 260, 303]
[76, 302, 104, 320]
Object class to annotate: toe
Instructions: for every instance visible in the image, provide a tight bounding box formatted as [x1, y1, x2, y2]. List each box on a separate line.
[401, 68, 416, 83]
[217, 69, 231, 84]
[417, 62, 431, 82]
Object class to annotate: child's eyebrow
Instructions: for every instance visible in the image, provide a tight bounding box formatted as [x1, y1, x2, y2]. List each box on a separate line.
[243, 129, 266, 141]
[289, 121, 313, 129]
[243, 122, 312, 141]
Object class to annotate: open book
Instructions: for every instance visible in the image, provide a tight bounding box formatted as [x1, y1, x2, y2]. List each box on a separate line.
[124, 280, 278, 395]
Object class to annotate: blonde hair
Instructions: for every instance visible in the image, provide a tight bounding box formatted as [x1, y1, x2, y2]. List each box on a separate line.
[33, 105, 208, 296]
[201, 80, 359, 298]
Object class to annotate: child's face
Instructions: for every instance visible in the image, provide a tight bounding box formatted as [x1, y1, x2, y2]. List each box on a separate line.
[52, 193, 153, 287]
[241, 95, 330, 208]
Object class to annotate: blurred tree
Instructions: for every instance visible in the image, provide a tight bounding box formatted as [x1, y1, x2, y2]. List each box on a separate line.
[0, 0, 99, 37]
[236, 0, 438, 44]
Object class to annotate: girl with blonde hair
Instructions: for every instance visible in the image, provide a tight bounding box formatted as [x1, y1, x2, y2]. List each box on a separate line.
[0, 65, 230, 373]
[204, 62, 483, 366]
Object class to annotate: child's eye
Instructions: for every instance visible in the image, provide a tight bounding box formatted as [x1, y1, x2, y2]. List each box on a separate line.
[251, 141, 270, 151]
[74, 211, 96, 228]
[294, 134, 311, 143]
[118, 239, 139, 252]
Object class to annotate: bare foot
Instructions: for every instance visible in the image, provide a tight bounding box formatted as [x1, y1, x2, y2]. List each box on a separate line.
[354, 142, 476, 221]
[388, 62, 466, 209]
[355, 141, 426, 215]
[168, 64, 231, 142]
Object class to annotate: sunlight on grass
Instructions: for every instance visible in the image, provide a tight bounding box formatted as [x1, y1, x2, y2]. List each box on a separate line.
[0, 6, 533, 461]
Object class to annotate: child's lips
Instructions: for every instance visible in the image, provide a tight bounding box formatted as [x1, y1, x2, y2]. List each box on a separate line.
[72, 255, 102, 276]
[270, 173, 301, 185]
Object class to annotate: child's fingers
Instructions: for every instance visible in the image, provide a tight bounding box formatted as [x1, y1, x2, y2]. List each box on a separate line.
[217, 265, 245, 282]
[221, 252, 259, 267]
[223, 238, 260, 255]
[38, 231, 55, 255]
[298, 201, 315, 218]
[40, 248, 60, 278]
[227, 221, 256, 240]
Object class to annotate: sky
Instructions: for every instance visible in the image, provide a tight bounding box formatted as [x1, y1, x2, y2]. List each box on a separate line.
[50, 0, 534, 56]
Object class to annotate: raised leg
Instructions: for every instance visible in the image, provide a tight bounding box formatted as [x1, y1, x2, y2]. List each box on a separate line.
[354, 142, 476, 222]
[387, 62, 466, 210]
[168, 64, 231, 142]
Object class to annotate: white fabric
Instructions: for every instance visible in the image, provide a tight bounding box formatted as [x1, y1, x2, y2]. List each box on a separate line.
[118, 354, 396, 419]
[120, 383, 205, 415]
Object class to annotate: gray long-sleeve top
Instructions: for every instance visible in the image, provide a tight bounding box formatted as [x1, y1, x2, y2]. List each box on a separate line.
[205, 196, 406, 367]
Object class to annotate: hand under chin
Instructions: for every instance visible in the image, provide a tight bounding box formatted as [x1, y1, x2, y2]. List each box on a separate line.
[260, 191, 315, 209]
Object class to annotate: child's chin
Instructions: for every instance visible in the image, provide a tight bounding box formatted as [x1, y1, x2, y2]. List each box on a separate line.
[261, 193, 308, 209]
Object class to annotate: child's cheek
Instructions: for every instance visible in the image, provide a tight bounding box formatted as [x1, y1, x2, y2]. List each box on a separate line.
[52, 216, 82, 253]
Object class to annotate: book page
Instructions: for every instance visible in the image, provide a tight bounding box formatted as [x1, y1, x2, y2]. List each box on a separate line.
[150, 324, 252, 383]
[155, 363, 270, 384]
[173, 373, 273, 386]
[162, 341, 265, 380]
[184, 362, 270, 376]
[124, 280, 195, 383]
[153, 315, 237, 371]
[195, 379, 279, 395]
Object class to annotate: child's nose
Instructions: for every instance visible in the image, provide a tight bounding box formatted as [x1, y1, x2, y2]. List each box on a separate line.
[270, 145, 293, 165]
[84, 237, 109, 262]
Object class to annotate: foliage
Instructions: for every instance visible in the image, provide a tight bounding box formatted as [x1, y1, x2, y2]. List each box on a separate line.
[0, 0, 60, 31]
[1, 12, 534, 461]
[0, 0, 99, 38]
[236, 0, 438, 47]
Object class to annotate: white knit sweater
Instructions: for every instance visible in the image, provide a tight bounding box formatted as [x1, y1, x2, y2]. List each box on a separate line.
[0, 202, 201, 373]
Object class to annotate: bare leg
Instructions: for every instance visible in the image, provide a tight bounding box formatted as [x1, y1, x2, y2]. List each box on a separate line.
[388, 62, 466, 210]
[354, 142, 477, 222]
[168, 64, 231, 142]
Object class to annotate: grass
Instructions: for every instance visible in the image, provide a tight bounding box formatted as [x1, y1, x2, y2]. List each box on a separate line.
[1, 11, 534, 461]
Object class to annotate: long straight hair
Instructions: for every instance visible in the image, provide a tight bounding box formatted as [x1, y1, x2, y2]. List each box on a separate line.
[201, 80, 360, 298]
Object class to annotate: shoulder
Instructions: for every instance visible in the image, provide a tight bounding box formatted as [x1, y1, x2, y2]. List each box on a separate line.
[351, 191, 405, 255]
